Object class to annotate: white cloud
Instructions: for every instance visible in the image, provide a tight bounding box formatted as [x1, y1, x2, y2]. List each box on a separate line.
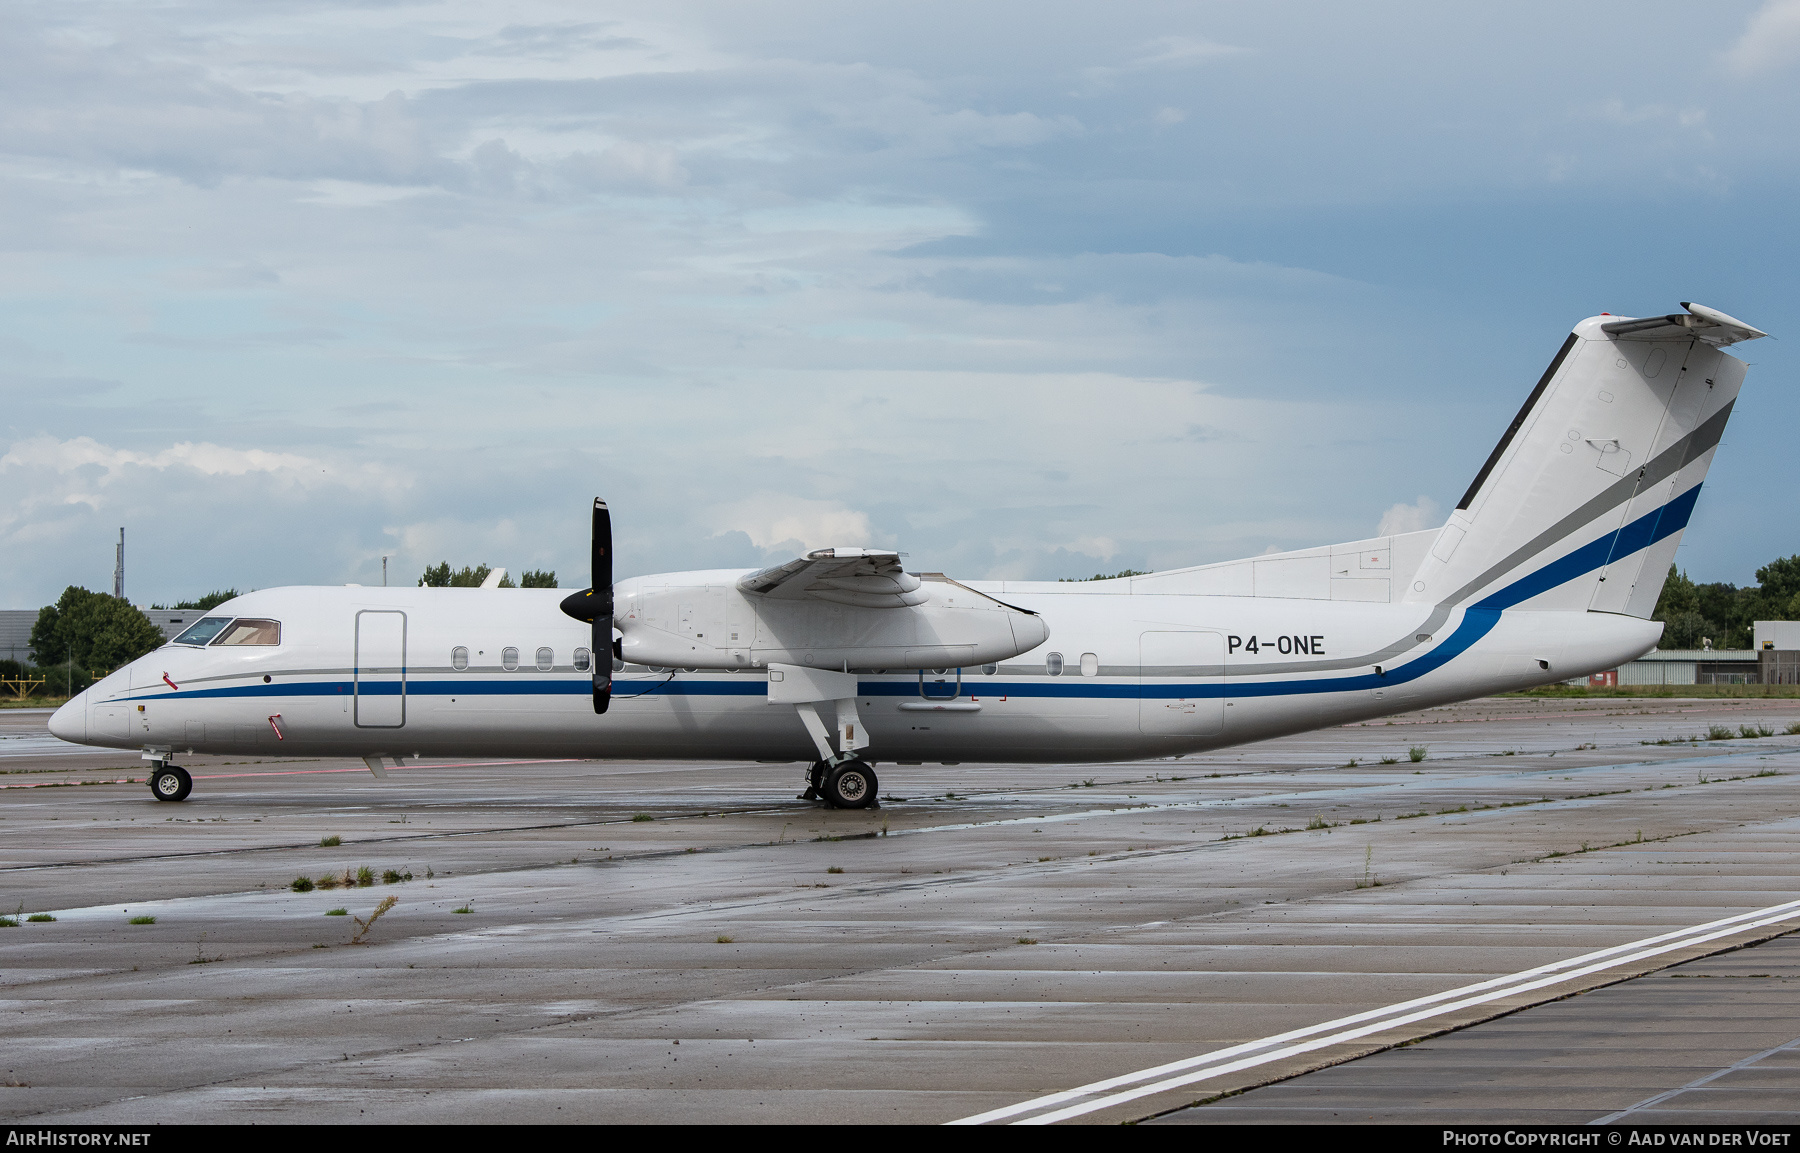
[1062, 536, 1118, 560]
[0, 435, 394, 490]
[1134, 35, 1249, 66]
[710, 496, 873, 554]
[1376, 496, 1441, 537]
[1723, 0, 1800, 74]
[1, 1, 1794, 606]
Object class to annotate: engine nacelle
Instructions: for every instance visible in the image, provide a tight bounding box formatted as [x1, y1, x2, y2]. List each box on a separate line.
[615, 568, 1048, 671]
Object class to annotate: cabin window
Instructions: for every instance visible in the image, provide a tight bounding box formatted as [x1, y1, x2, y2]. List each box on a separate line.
[502, 646, 519, 671]
[213, 618, 281, 646]
[452, 646, 469, 671]
[1046, 652, 1064, 676]
[536, 647, 554, 671]
[981, 664, 998, 676]
[573, 647, 591, 672]
[172, 617, 232, 646]
[1080, 652, 1099, 677]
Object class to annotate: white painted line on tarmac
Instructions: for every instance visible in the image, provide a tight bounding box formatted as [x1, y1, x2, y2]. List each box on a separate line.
[951, 896, 1800, 1125]
[1591, 1032, 1800, 1123]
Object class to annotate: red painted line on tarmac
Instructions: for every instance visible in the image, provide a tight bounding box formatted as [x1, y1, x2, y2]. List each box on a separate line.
[0, 779, 136, 789]
[0, 758, 579, 787]
[192, 758, 579, 781]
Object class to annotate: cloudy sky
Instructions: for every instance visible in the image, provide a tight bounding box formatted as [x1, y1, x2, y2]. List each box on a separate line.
[4, 0, 1798, 607]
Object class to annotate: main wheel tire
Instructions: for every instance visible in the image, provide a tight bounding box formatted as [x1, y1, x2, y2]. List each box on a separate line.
[150, 766, 192, 802]
[824, 760, 878, 809]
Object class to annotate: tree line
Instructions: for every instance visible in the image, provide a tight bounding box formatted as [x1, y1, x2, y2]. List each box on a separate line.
[11, 587, 168, 694]
[1651, 555, 1800, 650]
[9, 563, 558, 696]
[417, 563, 556, 588]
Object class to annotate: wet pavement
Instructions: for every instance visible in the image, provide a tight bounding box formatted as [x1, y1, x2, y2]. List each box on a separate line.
[1, 696, 1798, 1124]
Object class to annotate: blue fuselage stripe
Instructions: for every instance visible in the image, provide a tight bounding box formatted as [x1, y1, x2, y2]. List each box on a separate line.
[122, 490, 1692, 708]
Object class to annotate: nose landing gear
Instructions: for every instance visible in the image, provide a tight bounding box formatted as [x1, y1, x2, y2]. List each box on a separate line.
[800, 757, 880, 809]
[149, 763, 192, 802]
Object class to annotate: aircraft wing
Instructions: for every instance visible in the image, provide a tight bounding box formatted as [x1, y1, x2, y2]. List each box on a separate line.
[737, 548, 929, 608]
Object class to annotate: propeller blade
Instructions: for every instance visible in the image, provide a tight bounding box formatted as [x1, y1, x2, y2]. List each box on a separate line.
[554, 499, 614, 713]
[593, 498, 613, 714]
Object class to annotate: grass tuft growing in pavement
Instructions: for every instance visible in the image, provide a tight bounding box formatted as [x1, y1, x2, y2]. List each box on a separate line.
[291, 876, 314, 892]
[351, 896, 398, 944]
[129, 915, 155, 925]
[319, 835, 341, 847]
[1409, 746, 1428, 763]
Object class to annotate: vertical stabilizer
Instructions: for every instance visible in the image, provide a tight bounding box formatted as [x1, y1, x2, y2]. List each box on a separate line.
[1404, 304, 1762, 617]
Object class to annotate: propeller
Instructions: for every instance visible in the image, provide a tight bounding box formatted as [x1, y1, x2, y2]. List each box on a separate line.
[557, 498, 613, 714]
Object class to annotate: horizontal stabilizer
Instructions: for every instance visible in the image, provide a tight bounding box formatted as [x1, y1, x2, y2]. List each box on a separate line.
[1600, 302, 1767, 347]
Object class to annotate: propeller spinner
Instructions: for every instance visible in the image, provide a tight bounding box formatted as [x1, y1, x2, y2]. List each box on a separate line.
[557, 498, 613, 713]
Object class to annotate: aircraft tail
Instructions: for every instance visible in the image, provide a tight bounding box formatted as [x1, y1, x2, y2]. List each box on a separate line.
[1404, 303, 1765, 617]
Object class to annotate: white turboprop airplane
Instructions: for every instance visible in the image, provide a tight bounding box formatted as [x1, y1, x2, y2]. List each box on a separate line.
[49, 303, 1765, 809]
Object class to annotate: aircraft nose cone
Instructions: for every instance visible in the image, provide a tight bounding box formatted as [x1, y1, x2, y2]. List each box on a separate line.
[48, 691, 88, 744]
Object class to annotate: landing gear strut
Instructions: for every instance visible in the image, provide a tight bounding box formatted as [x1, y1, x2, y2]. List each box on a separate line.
[149, 763, 192, 803]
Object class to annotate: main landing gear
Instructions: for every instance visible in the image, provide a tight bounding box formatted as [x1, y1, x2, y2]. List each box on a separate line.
[801, 757, 880, 809]
[149, 762, 192, 803]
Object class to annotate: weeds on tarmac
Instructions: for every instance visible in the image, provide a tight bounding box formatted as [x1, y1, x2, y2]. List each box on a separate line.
[351, 896, 399, 943]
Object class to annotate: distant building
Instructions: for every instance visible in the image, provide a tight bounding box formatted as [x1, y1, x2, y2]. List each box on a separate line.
[141, 609, 204, 641]
[0, 606, 206, 666]
[1757, 621, 1800, 685]
[1582, 621, 1800, 687]
[0, 610, 35, 665]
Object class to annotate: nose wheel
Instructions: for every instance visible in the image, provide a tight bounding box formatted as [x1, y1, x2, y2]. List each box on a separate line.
[823, 759, 878, 809]
[800, 758, 880, 809]
[149, 764, 192, 803]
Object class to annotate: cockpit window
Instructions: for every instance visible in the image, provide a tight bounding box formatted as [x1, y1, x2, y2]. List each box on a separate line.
[172, 617, 232, 646]
[212, 618, 281, 646]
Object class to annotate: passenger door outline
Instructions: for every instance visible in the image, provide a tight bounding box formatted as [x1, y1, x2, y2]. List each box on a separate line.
[1138, 631, 1225, 737]
[354, 610, 407, 728]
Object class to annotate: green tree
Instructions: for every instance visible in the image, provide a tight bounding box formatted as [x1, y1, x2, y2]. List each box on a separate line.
[518, 569, 557, 588]
[418, 562, 516, 588]
[1651, 556, 1800, 650]
[1058, 569, 1151, 583]
[30, 587, 167, 679]
[1755, 555, 1800, 608]
[1652, 566, 1698, 619]
[150, 590, 240, 611]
